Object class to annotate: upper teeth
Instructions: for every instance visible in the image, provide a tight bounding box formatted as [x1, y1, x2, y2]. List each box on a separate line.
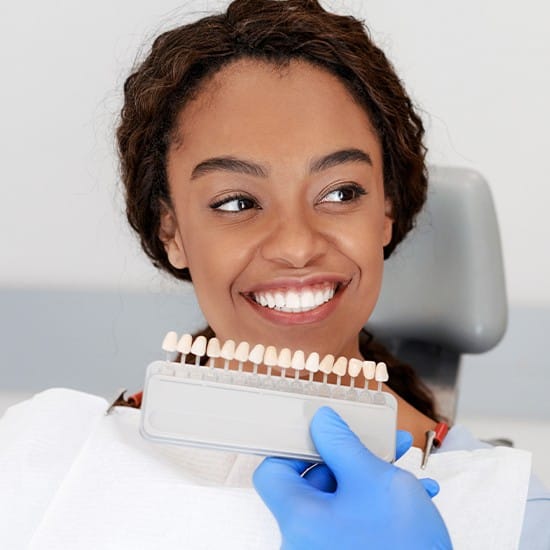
[253, 285, 337, 313]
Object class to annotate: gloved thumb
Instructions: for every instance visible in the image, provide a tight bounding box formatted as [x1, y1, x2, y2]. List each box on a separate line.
[309, 406, 389, 486]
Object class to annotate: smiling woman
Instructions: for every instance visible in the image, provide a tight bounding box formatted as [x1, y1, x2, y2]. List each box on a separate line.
[115, 0, 546, 547]
[159, 59, 392, 361]
[117, 0, 439, 436]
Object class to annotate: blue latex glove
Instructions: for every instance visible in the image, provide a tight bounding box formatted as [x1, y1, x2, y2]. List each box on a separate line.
[253, 406, 452, 550]
[302, 428, 440, 497]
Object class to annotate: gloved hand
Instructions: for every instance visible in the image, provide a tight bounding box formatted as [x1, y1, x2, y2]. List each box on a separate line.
[302, 428, 440, 497]
[253, 406, 452, 550]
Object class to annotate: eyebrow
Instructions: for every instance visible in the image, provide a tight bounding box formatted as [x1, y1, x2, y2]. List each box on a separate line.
[190, 148, 373, 180]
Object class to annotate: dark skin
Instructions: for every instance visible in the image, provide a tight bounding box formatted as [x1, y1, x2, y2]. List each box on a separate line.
[159, 58, 436, 448]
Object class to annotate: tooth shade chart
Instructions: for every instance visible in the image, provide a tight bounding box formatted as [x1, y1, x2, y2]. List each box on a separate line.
[164, 332, 386, 390]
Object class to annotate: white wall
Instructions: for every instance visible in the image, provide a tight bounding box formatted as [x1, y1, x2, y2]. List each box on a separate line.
[1, 0, 549, 307]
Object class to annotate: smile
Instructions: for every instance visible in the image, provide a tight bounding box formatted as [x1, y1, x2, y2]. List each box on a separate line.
[250, 283, 340, 313]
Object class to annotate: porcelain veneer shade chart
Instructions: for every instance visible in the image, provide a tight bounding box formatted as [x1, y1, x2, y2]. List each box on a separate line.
[144, 332, 398, 461]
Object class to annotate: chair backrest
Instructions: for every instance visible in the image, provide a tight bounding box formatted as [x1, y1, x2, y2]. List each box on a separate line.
[367, 166, 507, 420]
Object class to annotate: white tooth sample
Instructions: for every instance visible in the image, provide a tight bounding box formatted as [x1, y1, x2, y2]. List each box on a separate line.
[266, 293, 276, 308]
[263, 345, 278, 366]
[375, 362, 389, 382]
[348, 358, 363, 378]
[190, 335, 207, 356]
[319, 354, 334, 374]
[333, 356, 348, 377]
[314, 289, 324, 306]
[234, 341, 250, 362]
[362, 360, 376, 380]
[322, 287, 331, 302]
[162, 331, 178, 352]
[305, 352, 320, 373]
[220, 339, 236, 360]
[278, 348, 292, 369]
[274, 292, 285, 308]
[248, 344, 265, 364]
[258, 294, 268, 307]
[291, 350, 305, 370]
[285, 290, 300, 309]
[206, 337, 221, 358]
[176, 333, 193, 354]
[300, 289, 315, 309]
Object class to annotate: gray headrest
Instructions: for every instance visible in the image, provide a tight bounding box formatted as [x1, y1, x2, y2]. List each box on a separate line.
[367, 166, 507, 354]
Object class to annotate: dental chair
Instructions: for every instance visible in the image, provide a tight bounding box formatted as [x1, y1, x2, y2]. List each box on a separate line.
[367, 166, 508, 422]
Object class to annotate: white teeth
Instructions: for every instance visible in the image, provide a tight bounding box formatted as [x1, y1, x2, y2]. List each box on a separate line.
[220, 339, 236, 360]
[234, 341, 250, 362]
[248, 344, 265, 364]
[333, 356, 348, 377]
[319, 354, 335, 374]
[363, 360, 376, 380]
[314, 289, 324, 304]
[206, 337, 221, 358]
[190, 335, 207, 357]
[291, 350, 305, 370]
[305, 352, 320, 373]
[176, 333, 193, 354]
[375, 362, 389, 382]
[252, 284, 338, 313]
[300, 289, 315, 309]
[266, 293, 276, 308]
[274, 292, 285, 308]
[348, 358, 363, 378]
[162, 331, 178, 352]
[278, 348, 292, 369]
[264, 345, 278, 366]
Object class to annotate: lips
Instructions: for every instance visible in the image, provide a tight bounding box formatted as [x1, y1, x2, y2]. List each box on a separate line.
[247, 281, 341, 313]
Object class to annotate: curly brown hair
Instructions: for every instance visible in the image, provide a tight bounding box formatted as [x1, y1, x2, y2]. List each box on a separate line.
[116, 0, 439, 419]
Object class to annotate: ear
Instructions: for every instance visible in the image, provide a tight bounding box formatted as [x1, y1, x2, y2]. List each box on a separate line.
[158, 205, 188, 269]
[382, 198, 394, 246]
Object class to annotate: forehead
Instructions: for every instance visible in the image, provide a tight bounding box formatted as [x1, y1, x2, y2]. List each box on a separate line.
[170, 58, 382, 170]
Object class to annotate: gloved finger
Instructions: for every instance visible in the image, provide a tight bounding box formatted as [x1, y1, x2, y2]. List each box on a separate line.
[309, 406, 391, 485]
[253, 456, 316, 519]
[419, 477, 440, 498]
[395, 430, 413, 460]
[302, 462, 337, 493]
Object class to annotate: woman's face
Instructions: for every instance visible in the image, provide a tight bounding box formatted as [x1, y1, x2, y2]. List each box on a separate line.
[161, 59, 392, 359]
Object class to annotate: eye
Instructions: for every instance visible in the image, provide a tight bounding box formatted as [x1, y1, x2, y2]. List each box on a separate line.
[209, 194, 259, 212]
[318, 183, 366, 204]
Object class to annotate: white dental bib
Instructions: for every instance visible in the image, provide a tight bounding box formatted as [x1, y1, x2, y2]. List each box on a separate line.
[0, 389, 530, 549]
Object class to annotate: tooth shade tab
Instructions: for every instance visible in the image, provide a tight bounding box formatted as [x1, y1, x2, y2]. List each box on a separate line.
[206, 337, 221, 358]
[319, 354, 335, 374]
[176, 333, 193, 354]
[234, 341, 250, 362]
[162, 331, 178, 353]
[348, 358, 362, 378]
[248, 344, 265, 364]
[278, 348, 292, 369]
[190, 335, 207, 357]
[305, 352, 320, 373]
[291, 350, 305, 370]
[220, 339, 236, 360]
[363, 361, 376, 380]
[264, 345, 278, 366]
[375, 362, 389, 382]
[333, 356, 348, 377]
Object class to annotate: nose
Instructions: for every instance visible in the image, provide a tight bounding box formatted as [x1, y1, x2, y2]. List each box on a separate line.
[259, 211, 329, 268]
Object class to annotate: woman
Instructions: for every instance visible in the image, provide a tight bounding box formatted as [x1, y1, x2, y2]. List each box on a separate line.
[0, 1, 546, 548]
[114, 1, 549, 547]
